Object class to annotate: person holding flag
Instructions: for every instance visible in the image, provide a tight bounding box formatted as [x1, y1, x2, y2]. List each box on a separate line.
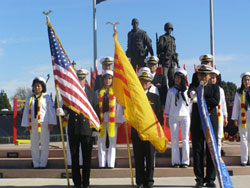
[58, 69, 99, 188]
[131, 67, 162, 188]
[21, 77, 57, 169]
[231, 72, 250, 166]
[189, 64, 220, 187]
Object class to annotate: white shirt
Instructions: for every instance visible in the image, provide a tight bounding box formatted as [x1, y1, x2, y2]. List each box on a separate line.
[164, 87, 191, 118]
[219, 87, 228, 118]
[21, 93, 57, 127]
[231, 91, 250, 121]
[146, 84, 159, 95]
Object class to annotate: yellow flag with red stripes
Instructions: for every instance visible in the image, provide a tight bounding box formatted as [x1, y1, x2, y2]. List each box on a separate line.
[112, 31, 168, 152]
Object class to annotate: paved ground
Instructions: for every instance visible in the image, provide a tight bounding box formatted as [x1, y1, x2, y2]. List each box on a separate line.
[0, 175, 247, 188]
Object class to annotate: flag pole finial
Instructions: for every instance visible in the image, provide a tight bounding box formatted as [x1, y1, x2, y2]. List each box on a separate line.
[106, 22, 120, 34]
[42, 10, 53, 24]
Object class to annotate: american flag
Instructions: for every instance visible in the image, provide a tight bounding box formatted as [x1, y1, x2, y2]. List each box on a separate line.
[47, 23, 100, 130]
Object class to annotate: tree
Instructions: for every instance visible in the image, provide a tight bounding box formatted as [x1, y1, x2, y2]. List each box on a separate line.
[221, 81, 237, 106]
[0, 90, 11, 110]
[11, 87, 32, 101]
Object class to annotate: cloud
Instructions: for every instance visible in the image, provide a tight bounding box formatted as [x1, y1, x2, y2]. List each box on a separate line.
[0, 36, 44, 45]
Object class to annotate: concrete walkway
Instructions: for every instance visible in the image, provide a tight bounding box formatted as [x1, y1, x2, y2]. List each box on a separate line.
[0, 175, 247, 188]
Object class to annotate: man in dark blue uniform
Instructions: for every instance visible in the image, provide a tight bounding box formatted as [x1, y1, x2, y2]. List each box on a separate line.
[63, 69, 99, 188]
[131, 67, 162, 188]
[145, 56, 168, 107]
[188, 64, 220, 188]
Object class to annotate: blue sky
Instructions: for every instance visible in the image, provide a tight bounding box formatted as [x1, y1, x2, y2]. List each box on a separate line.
[0, 0, 250, 102]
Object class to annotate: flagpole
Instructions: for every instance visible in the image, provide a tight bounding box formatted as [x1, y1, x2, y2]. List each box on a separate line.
[93, 0, 98, 73]
[55, 86, 70, 188]
[124, 122, 134, 187]
[209, 0, 215, 66]
[43, 11, 70, 187]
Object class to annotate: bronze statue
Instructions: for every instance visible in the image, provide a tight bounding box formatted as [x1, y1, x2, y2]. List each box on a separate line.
[126, 18, 154, 70]
[157, 22, 180, 87]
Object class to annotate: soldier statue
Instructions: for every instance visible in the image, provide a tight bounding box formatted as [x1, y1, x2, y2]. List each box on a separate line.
[126, 18, 154, 71]
[157, 22, 180, 88]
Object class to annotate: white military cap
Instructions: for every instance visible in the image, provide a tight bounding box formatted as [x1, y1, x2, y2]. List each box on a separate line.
[33, 76, 46, 84]
[199, 54, 213, 62]
[77, 68, 89, 79]
[197, 64, 213, 74]
[137, 67, 153, 81]
[144, 56, 159, 64]
[100, 57, 114, 65]
[174, 68, 187, 77]
[102, 70, 113, 77]
[211, 69, 220, 76]
[240, 72, 250, 79]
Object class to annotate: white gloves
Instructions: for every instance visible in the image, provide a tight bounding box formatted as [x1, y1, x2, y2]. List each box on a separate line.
[190, 90, 197, 103]
[56, 108, 65, 116]
[190, 91, 196, 99]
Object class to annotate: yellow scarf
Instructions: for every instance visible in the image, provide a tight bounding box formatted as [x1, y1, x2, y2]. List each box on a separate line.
[98, 87, 115, 138]
[28, 93, 45, 134]
[240, 90, 246, 129]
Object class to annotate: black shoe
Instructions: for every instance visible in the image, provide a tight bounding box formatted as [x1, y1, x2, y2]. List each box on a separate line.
[241, 163, 247, 166]
[136, 184, 143, 188]
[195, 179, 203, 188]
[172, 163, 179, 168]
[205, 181, 216, 187]
[82, 186, 90, 188]
[180, 164, 188, 168]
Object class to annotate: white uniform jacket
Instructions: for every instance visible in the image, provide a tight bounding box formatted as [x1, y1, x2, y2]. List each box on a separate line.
[218, 87, 228, 119]
[165, 87, 191, 118]
[21, 93, 57, 127]
[232, 91, 250, 122]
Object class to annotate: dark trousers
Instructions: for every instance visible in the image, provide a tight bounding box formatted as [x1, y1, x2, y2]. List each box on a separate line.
[163, 66, 175, 88]
[191, 132, 217, 183]
[69, 134, 93, 187]
[190, 110, 218, 183]
[132, 129, 155, 187]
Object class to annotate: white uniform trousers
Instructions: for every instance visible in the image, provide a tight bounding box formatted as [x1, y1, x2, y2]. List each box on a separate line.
[239, 110, 250, 164]
[30, 121, 50, 168]
[217, 115, 225, 156]
[65, 128, 83, 166]
[98, 122, 118, 168]
[169, 116, 190, 166]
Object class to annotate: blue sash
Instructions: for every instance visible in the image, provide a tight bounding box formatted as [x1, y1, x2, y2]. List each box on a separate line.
[196, 85, 233, 188]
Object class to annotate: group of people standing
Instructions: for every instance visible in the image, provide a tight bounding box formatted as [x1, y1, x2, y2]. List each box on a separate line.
[19, 18, 250, 188]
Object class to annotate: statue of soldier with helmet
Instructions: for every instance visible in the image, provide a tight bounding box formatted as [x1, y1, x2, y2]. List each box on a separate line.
[157, 22, 180, 88]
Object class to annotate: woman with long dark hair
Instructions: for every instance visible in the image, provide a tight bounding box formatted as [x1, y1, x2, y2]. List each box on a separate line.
[232, 72, 250, 166]
[165, 68, 191, 168]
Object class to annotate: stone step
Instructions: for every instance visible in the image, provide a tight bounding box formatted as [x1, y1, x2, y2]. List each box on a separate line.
[0, 155, 242, 169]
[0, 166, 249, 179]
[0, 141, 241, 158]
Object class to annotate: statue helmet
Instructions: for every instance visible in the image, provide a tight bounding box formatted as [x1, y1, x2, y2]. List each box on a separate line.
[164, 22, 173, 31]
